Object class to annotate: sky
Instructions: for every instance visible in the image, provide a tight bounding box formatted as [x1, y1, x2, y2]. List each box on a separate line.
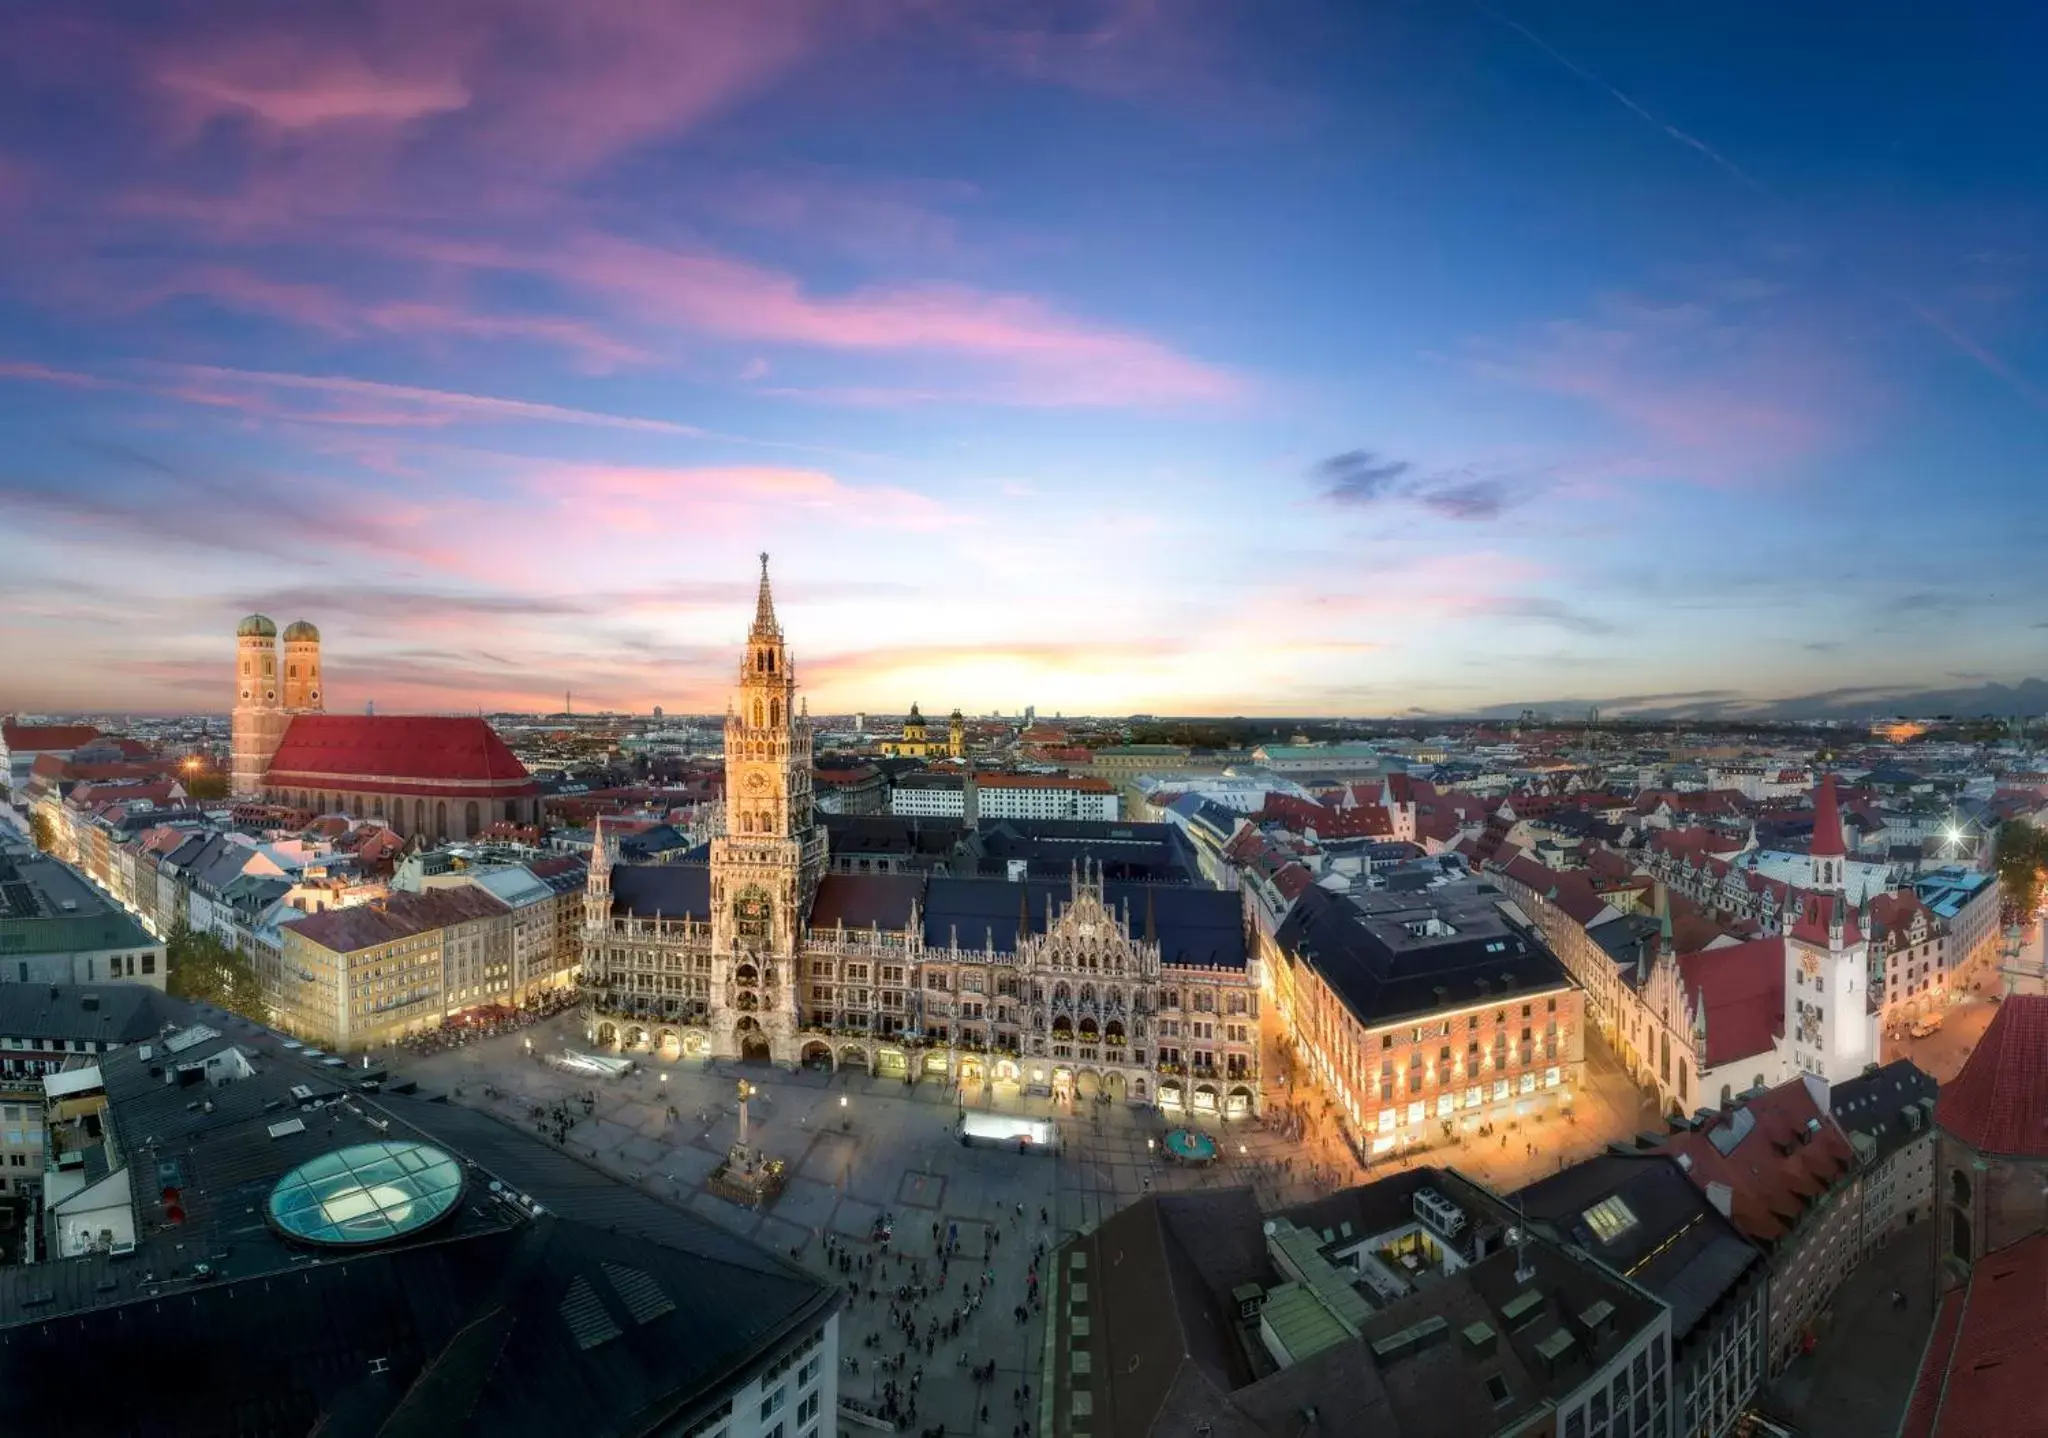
[2, 0, 2045, 720]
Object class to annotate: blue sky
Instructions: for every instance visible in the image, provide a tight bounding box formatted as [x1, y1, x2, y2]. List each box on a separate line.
[1, 0, 2042, 717]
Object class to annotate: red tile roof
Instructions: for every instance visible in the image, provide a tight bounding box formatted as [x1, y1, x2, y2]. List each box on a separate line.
[1901, 1289, 1969, 1438]
[1868, 890, 1935, 948]
[1670, 909, 1735, 957]
[31, 754, 167, 784]
[1271, 862, 1315, 900]
[1786, 890, 1863, 948]
[1936, 995, 2048, 1159]
[69, 780, 181, 808]
[1808, 774, 1846, 858]
[1902, 1230, 2048, 1438]
[1676, 936, 1785, 1067]
[1658, 1076, 1854, 1246]
[265, 715, 534, 791]
[3, 721, 100, 751]
[1255, 794, 1391, 839]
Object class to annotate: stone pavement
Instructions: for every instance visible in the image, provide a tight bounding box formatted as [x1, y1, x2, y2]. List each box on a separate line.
[1758, 1224, 1939, 1438]
[395, 1015, 1319, 1434]
[391, 1009, 1668, 1431]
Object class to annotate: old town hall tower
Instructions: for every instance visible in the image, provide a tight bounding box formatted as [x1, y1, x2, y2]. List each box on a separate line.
[707, 555, 827, 1058]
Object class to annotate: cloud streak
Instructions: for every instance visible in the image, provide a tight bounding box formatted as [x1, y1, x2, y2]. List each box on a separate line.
[0, 356, 703, 434]
[1314, 449, 1525, 521]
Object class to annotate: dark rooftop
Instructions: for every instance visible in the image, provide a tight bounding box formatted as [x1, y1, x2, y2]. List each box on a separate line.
[1061, 1169, 1666, 1438]
[0, 981, 170, 1046]
[1829, 1059, 1939, 1168]
[1518, 1151, 1764, 1344]
[0, 1007, 835, 1437]
[609, 861, 711, 921]
[1275, 878, 1571, 1028]
[921, 875, 1245, 968]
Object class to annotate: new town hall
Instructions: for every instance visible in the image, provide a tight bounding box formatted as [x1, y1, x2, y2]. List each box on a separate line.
[581, 559, 1262, 1116]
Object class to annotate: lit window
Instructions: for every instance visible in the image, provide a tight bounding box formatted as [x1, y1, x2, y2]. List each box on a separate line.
[1582, 1194, 1639, 1243]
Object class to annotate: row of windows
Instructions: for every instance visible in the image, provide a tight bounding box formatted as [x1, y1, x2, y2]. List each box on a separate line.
[1380, 999, 1558, 1049]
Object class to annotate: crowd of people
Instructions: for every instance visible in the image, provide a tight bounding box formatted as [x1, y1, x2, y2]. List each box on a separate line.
[820, 1199, 1054, 1434]
[398, 988, 580, 1055]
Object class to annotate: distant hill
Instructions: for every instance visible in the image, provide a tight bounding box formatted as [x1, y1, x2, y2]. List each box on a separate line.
[1456, 677, 2048, 723]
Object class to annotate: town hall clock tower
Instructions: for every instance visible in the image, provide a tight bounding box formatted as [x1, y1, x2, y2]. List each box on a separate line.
[708, 555, 826, 1060]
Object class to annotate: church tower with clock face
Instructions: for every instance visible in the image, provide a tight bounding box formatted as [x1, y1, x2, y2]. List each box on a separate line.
[708, 554, 825, 1060]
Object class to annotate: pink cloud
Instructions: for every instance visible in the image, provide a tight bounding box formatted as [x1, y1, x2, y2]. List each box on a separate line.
[145, 0, 823, 178]
[157, 53, 472, 130]
[151, 363, 704, 434]
[537, 235, 1241, 407]
[0, 360, 112, 389]
[152, 266, 359, 333]
[534, 464, 964, 539]
[1464, 290, 1850, 480]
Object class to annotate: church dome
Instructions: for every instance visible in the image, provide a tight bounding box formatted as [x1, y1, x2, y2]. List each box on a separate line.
[238, 613, 277, 638]
[282, 620, 320, 643]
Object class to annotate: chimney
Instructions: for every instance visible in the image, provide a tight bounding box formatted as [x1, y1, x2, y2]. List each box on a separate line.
[1704, 1180, 1733, 1217]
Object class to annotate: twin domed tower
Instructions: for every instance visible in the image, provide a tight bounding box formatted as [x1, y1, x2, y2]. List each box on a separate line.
[231, 614, 324, 796]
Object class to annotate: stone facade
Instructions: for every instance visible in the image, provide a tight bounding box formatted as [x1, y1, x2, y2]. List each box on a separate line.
[579, 559, 1260, 1115]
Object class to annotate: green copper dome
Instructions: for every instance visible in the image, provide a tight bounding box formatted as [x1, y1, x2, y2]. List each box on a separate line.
[237, 613, 277, 639]
[282, 620, 320, 642]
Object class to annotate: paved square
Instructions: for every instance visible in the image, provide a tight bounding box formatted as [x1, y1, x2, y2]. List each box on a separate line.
[830, 1197, 880, 1241]
[775, 1176, 838, 1230]
[896, 1169, 946, 1210]
[394, 1011, 1362, 1436]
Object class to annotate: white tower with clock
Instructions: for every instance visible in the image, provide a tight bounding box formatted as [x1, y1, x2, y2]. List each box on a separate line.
[1784, 776, 1879, 1081]
[707, 555, 827, 1061]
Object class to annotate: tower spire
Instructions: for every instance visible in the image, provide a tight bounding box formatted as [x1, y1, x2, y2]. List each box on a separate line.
[1809, 774, 1846, 893]
[751, 551, 781, 639]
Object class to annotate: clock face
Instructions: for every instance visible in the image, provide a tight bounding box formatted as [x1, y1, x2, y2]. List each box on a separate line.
[744, 772, 769, 795]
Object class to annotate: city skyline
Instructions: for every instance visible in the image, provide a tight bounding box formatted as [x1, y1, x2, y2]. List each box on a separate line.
[3, 2, 2046, 718]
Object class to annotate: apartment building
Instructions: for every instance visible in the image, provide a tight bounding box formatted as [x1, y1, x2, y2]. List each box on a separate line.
[1271, 877, 1586, 1158]
[277, 887, 512, 1048]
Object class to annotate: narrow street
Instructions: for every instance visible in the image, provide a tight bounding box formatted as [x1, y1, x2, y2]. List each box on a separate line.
[1882, 997, 1998, 1083]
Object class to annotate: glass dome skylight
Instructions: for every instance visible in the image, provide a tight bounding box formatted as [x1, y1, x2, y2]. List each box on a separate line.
[267, 1140, 464, 1247]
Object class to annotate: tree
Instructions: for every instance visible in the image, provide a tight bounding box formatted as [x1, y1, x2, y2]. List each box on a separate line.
[165, 921, 267, 1020]
[1994, 821, 2048, 929]
[28, 810, 55, 854]
[183, 772, 230, 801]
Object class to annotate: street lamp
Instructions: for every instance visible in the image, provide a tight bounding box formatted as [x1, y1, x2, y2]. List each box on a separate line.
[659, 1071, 668, 1084]
[839, 1094, 848, 1108]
